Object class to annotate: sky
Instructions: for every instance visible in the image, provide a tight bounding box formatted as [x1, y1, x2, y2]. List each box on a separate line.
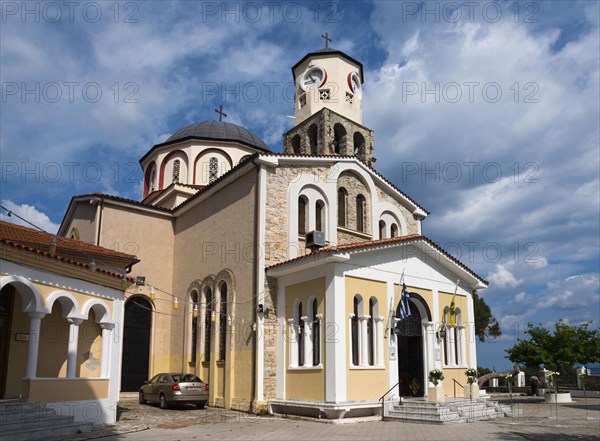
[1, 0, 599, 371]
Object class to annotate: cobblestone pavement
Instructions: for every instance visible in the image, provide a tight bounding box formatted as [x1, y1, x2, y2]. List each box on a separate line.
[45, 394, 600, 441]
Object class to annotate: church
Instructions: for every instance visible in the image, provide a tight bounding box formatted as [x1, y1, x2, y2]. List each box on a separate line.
[2, 43, 488, 422]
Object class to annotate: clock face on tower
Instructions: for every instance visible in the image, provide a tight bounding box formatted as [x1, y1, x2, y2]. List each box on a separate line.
[300, 66, 326, 91]
[348, 72, 361, 97]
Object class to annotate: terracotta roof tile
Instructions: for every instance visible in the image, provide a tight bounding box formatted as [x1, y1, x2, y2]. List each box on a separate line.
[0, 220, 137, 280]
[267, 234, 488, 285]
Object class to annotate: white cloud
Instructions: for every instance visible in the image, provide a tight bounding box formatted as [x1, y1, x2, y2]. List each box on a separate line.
[0, 199, 60, 234]
[488, 264, 522, 288]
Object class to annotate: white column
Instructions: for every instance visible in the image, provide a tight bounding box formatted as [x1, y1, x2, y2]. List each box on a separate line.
[359, 316, 369, 366]
[26, 312, 45, 378]
[288, 319, 298, 367]
[375, 317, 384, 366]
[425, 322, 435, 386]
[448, 327, 456, 366]
[66, 318, 83, 378]
[100, 323, 114, 378]
[303, 316, 312, 367]
[458, 325, 467, 366]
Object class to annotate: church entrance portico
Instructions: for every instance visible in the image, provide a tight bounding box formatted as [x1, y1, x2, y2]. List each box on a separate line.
[395, 295, 432, 398]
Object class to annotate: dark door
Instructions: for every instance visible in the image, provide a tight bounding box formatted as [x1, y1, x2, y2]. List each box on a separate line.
[0, 287, 14, 398]
[396, 301, 424, 397]
[121, 298, 152, 392]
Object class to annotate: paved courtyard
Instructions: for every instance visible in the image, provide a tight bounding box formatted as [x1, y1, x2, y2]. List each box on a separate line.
[47, 393, 600, 441]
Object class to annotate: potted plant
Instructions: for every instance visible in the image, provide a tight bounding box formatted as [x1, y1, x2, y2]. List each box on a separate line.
[544, 371, 572, 403]
[427, 369, 445, 402]
[464, 368, 480, 398]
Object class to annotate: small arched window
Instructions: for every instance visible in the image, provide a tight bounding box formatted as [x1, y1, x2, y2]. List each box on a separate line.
[218, 283, 227, 361]
[172, 159, 181, 183]
[308, 124, 318, 155]
[204, 288, 213, 362]
[353, 132, 366, 158]
[391, 223, 399, 238]
[150, 169, 156, 192]
[333, 123, 346, 154]
[209, 157, 219, 183]
[297, 301, 304, 366]
[291, 134, 301, 155]
[311, 298, 320, 366]
[379, 220, 386, 239]
[337, 188, 347, 227]
[356, 194, 366, 232]
[298, 196, 307, 234]
[191, 291, 199, 363]
[351, 295, 362, 366]
[316, 200, 324, 232]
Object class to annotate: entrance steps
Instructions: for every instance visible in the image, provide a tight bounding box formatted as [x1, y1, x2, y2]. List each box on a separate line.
[384, 397, 514, 424]
[0, 399, 92, 441]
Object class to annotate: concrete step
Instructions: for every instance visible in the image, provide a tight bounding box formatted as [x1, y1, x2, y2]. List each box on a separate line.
[0, 400, 92, 441]
[384, 398, 507, 424]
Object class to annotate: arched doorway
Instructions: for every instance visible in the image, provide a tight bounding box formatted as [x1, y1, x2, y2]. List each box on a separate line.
[0, 286, 15, 398]
[395, 297, 427, 397]
[121, 297, 152, 392]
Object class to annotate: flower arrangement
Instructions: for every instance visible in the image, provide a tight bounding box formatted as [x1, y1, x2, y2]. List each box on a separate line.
[505, 373, 514, 385]
[465, 368, 478, 385]
[428, 369, 444, 386]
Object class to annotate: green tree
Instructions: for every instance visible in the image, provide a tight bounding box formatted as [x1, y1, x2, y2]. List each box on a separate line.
[505, 320, 600, 374]
[473, 292, 502, 342]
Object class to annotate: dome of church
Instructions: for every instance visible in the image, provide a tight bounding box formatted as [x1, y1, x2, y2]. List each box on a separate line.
[165, 121, 271, 151]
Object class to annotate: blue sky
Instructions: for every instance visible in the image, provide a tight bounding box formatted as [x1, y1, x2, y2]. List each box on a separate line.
[1, 1, 599, 371]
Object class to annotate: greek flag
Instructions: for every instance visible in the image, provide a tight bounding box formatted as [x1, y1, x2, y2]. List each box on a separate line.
[398, 282, 411, 320]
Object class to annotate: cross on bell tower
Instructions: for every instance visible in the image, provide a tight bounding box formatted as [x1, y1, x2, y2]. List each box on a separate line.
[321, 32, 332, 49]
[214, 105, 227, 122]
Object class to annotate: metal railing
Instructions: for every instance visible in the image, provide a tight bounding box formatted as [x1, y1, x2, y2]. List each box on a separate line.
[453, 379, 464, 398]
[378, 380, 402, 420]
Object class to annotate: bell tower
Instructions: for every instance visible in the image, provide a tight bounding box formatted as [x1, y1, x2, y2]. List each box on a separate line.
[283, 35, 376, 168]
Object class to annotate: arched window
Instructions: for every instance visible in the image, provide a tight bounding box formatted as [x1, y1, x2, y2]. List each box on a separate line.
[368, 298, 375, 365]
[391, 223, 399, 238]
[191, 291, 199, 363]
[218, 283, 228, 361]
[353, 132, 366, 159]
[209, 157, 219, 183]
[292, 134, 301, 155]
[379, 220, 386, 239]
[298, 196, 307, 234]
[315, 200, 324, 232]
[204, 288, 213, 361]
[308, 124, 318, 155]
[333, 123, 346, 154]
[351, 296, 360, 366]
[173, 159, 181, 183]
[297, 301, 304, 366]
[150, 169, 156, 192]
[356, 194, 366, 232]
[311, 298, 320, 366]
[442, 306, 464, 367]
[337, 188, 347, 227]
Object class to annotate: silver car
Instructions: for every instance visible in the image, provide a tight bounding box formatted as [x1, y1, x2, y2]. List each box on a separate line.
[139, 373, 209, 409]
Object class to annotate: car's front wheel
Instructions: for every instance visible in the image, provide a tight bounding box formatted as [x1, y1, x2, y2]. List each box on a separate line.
[139, 391, 146, 405]
[159, 393, 169, 409]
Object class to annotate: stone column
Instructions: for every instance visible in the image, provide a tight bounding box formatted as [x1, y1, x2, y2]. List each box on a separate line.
[100, 323, 114, 378]
[359, 316, 369, 367]
[66, 318, 83, 378]
[458, 325, 467, 365]
[26, 312, 46, 378]
[448, 327, 456, 366]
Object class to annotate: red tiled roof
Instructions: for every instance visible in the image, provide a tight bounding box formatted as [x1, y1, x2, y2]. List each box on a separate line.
[267, 234, 488, 285]
[0, 220, 137, 280]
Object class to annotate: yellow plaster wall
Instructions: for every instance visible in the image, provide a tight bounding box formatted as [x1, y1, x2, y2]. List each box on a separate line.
[77, 310, 102, 378]
[23, 378, 108, 403]
[345, 276, 388, 401]
[284, 277, 325, 401]
[37, 304, 69, 378]
[67, 202, 98, 244]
